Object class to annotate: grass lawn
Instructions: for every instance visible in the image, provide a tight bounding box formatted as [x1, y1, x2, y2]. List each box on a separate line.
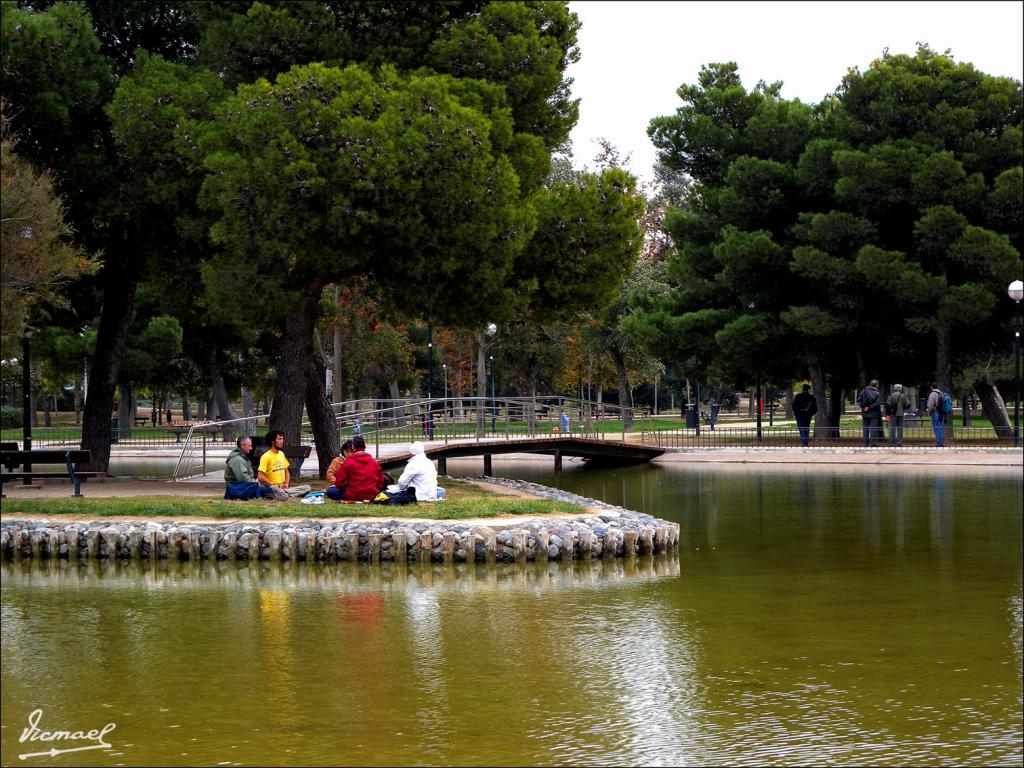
[0, 479, 582, 521]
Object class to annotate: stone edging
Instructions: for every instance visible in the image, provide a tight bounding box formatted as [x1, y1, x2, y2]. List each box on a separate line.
[0, 480, 678, 563]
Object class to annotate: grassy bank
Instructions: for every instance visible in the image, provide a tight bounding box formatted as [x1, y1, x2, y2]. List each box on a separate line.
[0, 479, 582, 520]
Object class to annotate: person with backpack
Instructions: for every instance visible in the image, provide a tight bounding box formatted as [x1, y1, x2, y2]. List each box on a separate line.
[856, 379, 883, 447]
[927, 383, 947, 447]
[885, 384, 911, 448]
[793, 384, 818, 447]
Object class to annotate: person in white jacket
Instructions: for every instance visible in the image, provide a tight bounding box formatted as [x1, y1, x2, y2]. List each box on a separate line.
[396, 441, 438, 500]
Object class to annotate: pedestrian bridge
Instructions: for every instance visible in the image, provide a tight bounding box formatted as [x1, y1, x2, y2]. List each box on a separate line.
[377, 436, 664, 474]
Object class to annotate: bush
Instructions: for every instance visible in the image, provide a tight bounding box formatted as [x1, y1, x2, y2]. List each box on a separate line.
[0, 406, 21, 428]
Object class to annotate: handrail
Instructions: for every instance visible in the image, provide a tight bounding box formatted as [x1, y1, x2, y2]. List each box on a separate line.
[171, 396, 640, 480]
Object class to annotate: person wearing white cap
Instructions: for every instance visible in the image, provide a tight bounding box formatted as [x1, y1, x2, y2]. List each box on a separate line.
[396, 441, 438, 501]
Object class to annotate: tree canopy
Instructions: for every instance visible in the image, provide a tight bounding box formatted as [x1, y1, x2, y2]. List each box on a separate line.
[640, 46, 1022, 432]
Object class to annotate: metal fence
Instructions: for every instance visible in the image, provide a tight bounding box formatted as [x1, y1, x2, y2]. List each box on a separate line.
[648, 424, 1017, 449]
[169, 397, 642, 479]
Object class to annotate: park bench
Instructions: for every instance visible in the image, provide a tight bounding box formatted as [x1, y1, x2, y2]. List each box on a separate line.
[165, 422, 222, 443]
[0, 448, 104, 497]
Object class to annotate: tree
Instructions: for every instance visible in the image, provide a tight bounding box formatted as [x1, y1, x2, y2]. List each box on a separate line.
[643, 50, 1022, 435]
[829, 47, 1022, 412]
[0, 110, 96, 356]
[2, 1, 209, 471]
[195, 63, 533, 449]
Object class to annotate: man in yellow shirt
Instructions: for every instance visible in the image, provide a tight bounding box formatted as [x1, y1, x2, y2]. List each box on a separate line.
[257, 429, 290, 490]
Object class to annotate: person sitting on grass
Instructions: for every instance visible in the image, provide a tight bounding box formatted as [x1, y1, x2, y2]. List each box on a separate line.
[224, 436, 278, 501]
[324, 440, 354, 502]
[258, 429, 290, 491]
[393, 441, 438, 502]
[257, 429, 312, 498]
[332, 435, 386, 502]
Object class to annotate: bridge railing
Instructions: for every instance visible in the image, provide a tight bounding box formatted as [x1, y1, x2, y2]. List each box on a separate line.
[171, 396, 640, 479]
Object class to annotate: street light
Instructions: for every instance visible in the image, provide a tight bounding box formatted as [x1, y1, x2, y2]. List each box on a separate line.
[489, 354, 496, 434]
[748, 301, 762, 441]
[1009, 279, 1023, 447]
[442, 363, 448, 402]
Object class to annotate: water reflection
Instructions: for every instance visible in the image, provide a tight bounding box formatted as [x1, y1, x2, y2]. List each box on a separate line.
[2, 464, 1022, 767]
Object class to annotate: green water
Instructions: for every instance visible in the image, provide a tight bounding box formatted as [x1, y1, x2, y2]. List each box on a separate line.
[1, 464, 1021, 767]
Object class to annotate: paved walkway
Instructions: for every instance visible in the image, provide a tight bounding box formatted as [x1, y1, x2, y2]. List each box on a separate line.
[3, 445, 1018, 499]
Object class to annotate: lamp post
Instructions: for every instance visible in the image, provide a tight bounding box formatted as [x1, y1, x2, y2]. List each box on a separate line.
[1009, 279, 1023, 447]
[748, 301, 762, 442]
[489, 354, 496, 434]
[442, 363, 448, 402]
[21, 335, 32, 484]
[426, 327, 434, 439]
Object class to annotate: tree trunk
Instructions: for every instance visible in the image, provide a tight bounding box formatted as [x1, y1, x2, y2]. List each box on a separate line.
[80, 264, 137, 473]
[241, 388, 256, 436]
[305, 356, 340, 479]
[30, 384, 38, 427]
[475, 330, 487, 437]
[935, 324, 953, 394]
[73, 378, 82, 427]
[808, 363, 830, 437]
[386, 380, 406, 427]
[181, 396, 191, 422]
[269, 293, 319, 444]
[974, 379, 1012, 437]
[784, 385, 794, 418]
[118, 383, 133, 433]
[332, 284, 342, 404]
[828, 384, 843, 438]
[610, 347, 633, 431]
[209, 348, 237, 442]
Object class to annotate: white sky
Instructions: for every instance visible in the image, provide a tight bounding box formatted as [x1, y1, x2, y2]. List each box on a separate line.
[566, 1, 1024, 183]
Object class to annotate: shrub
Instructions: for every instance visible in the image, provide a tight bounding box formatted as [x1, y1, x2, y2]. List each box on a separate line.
[0, 406, 21, 428]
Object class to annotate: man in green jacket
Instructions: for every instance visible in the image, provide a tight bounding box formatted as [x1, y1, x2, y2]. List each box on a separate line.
[225, 436, 278, 500]
[885, 384, 912, 448]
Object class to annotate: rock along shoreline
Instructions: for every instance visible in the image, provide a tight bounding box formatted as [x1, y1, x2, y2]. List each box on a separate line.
[0, 477, 679, 563]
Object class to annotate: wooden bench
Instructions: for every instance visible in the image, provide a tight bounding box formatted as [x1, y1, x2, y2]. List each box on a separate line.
[0, 449, 105, 497]
[165, 422, 220, 443]
[134, 417, 150, 427]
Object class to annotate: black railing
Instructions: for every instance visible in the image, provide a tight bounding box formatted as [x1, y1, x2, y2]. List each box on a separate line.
[651, 425, 1018, 448]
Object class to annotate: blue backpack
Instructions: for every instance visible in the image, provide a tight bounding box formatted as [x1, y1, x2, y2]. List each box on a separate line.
[940, 392, 954, 415]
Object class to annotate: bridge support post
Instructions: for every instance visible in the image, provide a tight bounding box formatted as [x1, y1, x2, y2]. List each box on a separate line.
[483, 454, 492, 476]
[554, 450, 562, 472]
[437, 457, 447, 476]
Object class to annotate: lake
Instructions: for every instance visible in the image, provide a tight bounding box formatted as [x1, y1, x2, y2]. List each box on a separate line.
[2, 460, 1021, 766]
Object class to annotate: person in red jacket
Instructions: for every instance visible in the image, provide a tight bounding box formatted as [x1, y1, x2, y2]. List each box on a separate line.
[333, 436, 386, 501]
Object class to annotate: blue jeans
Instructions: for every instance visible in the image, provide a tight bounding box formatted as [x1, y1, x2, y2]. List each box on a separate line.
[930, 410, 944, 447]
[796, 418, 811, 447]
[862, 415, 881, 447]
[225, 481, 276, 500]
[325, 485, 344, 501]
